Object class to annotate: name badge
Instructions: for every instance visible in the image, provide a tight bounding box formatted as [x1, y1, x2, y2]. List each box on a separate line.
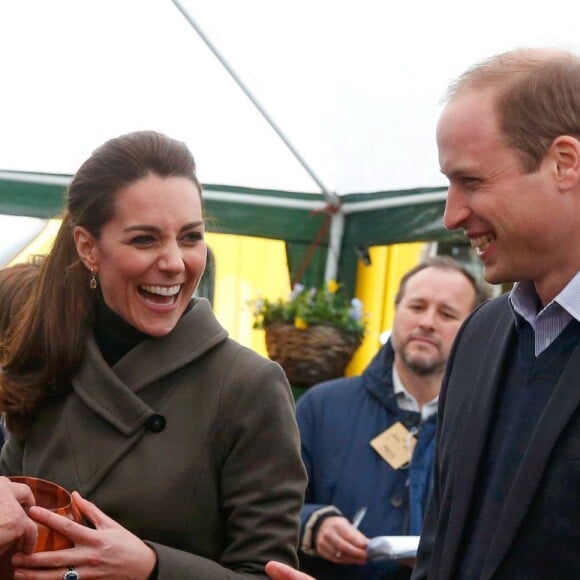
[370, 421, 417, 469]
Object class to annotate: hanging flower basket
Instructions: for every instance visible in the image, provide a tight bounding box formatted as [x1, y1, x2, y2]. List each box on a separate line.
[250, 280, 366, 388]
[264, 322, 362, 388]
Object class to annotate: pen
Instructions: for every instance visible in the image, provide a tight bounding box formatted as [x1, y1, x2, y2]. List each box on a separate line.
[352, 506, 367, 530]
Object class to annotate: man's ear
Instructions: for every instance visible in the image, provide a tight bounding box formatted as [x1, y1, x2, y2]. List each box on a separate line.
[550, 135, 580, 190]
[73, 226, 98, 272]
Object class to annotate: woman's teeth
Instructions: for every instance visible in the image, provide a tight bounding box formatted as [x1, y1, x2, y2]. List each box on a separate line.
[140, 284, 181, 296]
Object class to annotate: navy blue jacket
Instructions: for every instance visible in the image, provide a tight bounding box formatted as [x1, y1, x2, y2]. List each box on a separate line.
[297, 341, 437, 579]
[413, 295, 580, 580]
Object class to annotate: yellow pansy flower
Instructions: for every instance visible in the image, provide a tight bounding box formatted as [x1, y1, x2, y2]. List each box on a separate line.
[327, 279, 339, 294]
[294, 317, 308, 330]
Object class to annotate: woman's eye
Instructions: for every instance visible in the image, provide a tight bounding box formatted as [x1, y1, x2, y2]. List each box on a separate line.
[130, 235, 156, 245]
[182, 231, 204, 243]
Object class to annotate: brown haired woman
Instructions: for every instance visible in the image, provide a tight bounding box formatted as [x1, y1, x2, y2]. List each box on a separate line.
[0, 131, 306, 579]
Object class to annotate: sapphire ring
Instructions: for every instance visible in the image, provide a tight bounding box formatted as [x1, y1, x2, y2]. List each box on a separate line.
[63, 567, 79, 580]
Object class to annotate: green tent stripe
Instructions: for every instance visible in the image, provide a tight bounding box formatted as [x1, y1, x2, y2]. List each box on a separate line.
[0, 172, 461, 274]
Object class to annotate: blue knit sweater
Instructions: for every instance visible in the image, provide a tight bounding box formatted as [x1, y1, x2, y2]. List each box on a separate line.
[458, 317, 580, 578]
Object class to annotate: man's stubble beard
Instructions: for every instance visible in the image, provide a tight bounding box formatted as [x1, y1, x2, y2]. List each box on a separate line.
[398, 345, 446, 377]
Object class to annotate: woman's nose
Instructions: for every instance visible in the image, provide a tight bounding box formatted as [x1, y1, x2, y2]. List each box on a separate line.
[158, 242, 185, 273]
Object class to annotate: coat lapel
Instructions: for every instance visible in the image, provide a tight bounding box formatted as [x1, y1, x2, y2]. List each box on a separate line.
[114, 298, 227, 391]
[69, 335, 167, 495]
[68, 298, 228, 495]
[439, 301, 514, 578]
[481, 337, 580, 580]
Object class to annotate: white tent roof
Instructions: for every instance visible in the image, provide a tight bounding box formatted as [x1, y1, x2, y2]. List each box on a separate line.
[1, 0, 579, 197]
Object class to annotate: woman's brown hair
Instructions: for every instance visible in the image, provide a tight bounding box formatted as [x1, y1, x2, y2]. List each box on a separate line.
[0, 131, 201, 437]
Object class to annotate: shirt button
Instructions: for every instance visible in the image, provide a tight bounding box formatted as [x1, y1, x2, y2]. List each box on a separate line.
[146, 414, 166, 433]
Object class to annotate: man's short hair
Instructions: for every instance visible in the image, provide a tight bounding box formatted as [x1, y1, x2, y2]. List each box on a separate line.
[394, 256, 487, 309]
[446, 48, 580, 173]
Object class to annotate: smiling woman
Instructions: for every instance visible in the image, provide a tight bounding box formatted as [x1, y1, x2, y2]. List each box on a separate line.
[0, 130, 306, 579]
[73, 173, 207, 337]
[2, 217, 293, 360]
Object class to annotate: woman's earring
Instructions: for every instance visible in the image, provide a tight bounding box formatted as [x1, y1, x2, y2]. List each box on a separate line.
[89, 268, 98, 290]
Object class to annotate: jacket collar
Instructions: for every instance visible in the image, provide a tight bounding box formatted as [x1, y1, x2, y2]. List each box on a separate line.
[362, 340, 435, 426]
[362, 339, 397, 406]
[72, 298, 228, 437]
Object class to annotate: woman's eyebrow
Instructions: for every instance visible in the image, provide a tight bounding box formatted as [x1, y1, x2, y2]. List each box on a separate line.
[123, 220, 204, 234]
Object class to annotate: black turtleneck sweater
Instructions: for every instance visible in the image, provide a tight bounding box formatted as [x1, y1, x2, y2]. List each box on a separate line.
[92, 294, 193, 366]
[92, 294, 151, 366]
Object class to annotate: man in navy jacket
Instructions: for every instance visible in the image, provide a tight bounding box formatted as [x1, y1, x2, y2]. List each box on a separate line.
[412, 47, 580, 580]
[267, 46, 580, 580]
[297, 257, 483, 579]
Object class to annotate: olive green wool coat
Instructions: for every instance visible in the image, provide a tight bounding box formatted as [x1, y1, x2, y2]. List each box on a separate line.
[1, 298, 307, 579]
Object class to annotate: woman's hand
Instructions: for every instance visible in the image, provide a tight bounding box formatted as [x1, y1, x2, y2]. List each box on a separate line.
[12, 491, 157, 579]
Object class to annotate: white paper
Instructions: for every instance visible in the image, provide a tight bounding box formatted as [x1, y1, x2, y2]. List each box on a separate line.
[367, 535, 420, 561]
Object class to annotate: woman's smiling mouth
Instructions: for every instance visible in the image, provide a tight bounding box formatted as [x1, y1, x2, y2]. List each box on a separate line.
[138, 284, 182, 306]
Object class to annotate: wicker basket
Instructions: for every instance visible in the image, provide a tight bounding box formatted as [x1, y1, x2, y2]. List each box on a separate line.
[264, 322, 362, 388]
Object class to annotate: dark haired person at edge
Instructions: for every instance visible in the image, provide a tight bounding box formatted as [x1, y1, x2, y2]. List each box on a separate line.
[265, 46, 580, 580]
[0, 261, 42, 349]
[0, 261, 43, 449]
[0, 130, 306, 579]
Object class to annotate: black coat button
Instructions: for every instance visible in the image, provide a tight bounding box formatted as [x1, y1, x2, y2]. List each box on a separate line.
[146, 414, 166, 433]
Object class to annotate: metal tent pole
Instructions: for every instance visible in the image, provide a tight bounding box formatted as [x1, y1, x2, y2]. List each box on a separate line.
[169, 0, 342, 283]
[169, 0, 338, 207]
